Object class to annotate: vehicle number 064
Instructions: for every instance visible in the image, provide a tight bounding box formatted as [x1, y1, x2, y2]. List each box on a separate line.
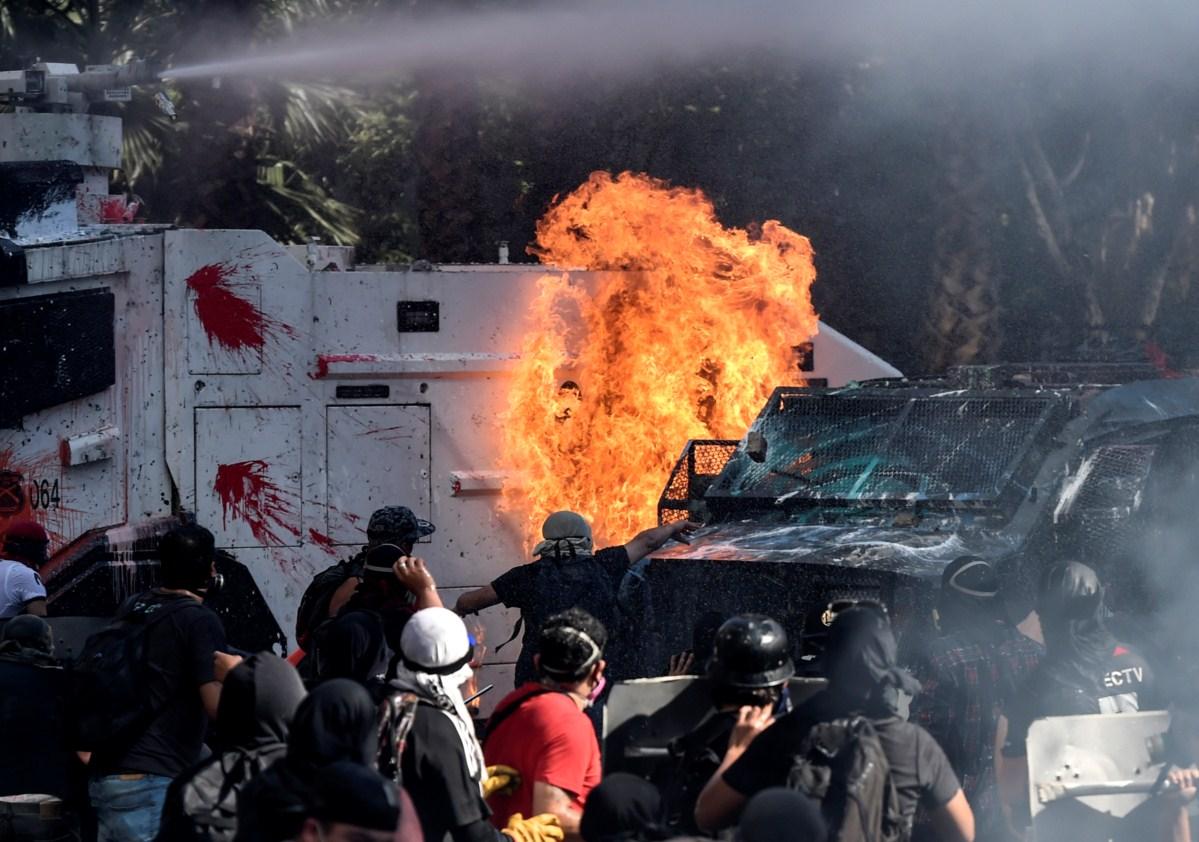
[28, 479, 61, 510]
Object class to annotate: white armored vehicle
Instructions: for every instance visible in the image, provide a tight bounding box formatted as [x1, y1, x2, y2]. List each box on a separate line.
[0, 61, 897, 700]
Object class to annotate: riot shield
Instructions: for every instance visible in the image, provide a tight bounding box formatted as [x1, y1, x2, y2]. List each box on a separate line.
[602, 674, 826, 774]
[1027, 710, 1170, 842]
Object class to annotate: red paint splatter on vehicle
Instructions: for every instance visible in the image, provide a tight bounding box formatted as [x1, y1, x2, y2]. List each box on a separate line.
[214, 460, 300, 546]
[186, 262, 296, 354]
[310, 353, 380, 379]
[308, 528, 338, 554]
[0, 448, 73, 549]
[98, 197, 133, 223]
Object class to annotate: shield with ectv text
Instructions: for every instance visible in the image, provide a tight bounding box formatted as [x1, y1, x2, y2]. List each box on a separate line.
[0, 470, 25, 515]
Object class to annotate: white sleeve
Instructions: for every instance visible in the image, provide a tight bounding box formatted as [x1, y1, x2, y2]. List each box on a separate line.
[9, 565, 46, 606]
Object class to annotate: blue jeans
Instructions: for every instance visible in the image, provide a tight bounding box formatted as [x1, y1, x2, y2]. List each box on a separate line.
[89, 775, 170, 842]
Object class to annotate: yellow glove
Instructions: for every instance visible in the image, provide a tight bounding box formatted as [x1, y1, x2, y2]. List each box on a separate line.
[482, 764, 522, 799]
[501, 812, 564, 842]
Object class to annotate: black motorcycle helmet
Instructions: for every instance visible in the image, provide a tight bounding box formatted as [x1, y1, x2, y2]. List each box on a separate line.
[707, 614, 795, 689]
[1037, 560, 1104, 622]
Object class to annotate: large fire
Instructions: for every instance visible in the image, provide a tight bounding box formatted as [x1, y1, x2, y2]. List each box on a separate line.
[500, 171, 819, 546]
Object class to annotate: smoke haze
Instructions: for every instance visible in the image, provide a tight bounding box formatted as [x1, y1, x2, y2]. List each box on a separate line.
[164, 0, 1199, 91]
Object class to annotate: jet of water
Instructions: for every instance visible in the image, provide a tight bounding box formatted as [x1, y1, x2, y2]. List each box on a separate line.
[160, 0, 1199, 90]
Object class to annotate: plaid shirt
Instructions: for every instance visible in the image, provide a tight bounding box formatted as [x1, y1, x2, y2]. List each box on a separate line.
[909, 625, 1043, 826]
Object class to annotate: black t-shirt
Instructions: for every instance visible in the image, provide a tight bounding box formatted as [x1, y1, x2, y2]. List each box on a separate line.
[93, 591, 227, 779]
[402, 703, 491, 842]
[491, 546, 630, 684]
[1002, 642, 1156, 758]
[724, 690, 961, 822]
[0, 654, 75, 799]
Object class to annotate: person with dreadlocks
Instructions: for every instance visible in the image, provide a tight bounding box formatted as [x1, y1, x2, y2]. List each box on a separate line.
[995, 560, 1158, 839]
[455, 511, 697, 685]
[908, 557, 1042, 838]
[694, 606, 973, 841]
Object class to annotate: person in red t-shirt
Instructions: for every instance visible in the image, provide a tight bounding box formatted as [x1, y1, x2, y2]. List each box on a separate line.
[484, 608, 608, 838]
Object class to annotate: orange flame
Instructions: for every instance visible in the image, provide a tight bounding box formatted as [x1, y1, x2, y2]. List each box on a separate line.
[500, 172, 819, 546]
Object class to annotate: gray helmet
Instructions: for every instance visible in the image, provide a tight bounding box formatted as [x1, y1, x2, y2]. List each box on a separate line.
[708, 614, 795, 689]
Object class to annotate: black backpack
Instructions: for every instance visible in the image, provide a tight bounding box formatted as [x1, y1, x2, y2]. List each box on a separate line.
[72, 595, 199, 754]
[786, 717, 909, 842]
[294, 553, 365, 647]
[156, 748, 284, 842]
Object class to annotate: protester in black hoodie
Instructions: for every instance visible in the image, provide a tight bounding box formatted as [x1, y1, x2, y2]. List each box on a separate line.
[0, 615, 81, 841]
[312, 609, 392, 699]
[580, 774, 672, 842]
[995, 561, 1157, 837]
[235, 679, 377, 842]
[157, 654, 307, 841]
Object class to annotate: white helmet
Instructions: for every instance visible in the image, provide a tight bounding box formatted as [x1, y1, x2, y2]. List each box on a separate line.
[400, 607, 472, 675]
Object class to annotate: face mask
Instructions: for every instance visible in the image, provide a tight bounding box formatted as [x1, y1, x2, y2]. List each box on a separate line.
[586, 673, 607, 706]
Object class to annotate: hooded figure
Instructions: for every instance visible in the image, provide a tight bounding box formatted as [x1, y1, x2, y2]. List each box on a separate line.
[157, 653, 307, 842]
[313, 609, 392, 695]
[0, 614, 76, 804]
[936, 556, 1010, 644]
[996, 562, 1156, 837]
[824, 606, 921, 717]
[580, 773, 672, 842]
[0, 613, 55, 663]
[737, 788, 827, 842]
[235, 678, 377, 842]
[1035, 561, 1115, 695]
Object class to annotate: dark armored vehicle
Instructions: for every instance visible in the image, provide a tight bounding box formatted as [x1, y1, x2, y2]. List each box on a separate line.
[641, 363, 1199, 672]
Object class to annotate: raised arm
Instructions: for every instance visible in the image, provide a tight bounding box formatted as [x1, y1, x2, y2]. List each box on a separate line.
[393, 556, 444, 609]
[624, 520, 700, 565]
[456, 584, 501, 616]
[694, 705, 771, 832]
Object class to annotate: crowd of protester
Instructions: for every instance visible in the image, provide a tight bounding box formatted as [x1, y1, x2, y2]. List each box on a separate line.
[1, 505, 1198, 842]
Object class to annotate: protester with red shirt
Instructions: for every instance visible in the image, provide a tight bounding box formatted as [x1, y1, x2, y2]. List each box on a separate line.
[484, 609, 607, 838]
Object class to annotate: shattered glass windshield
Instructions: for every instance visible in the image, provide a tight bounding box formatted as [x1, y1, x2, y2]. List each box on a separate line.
[708, 390, 1063, 506]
